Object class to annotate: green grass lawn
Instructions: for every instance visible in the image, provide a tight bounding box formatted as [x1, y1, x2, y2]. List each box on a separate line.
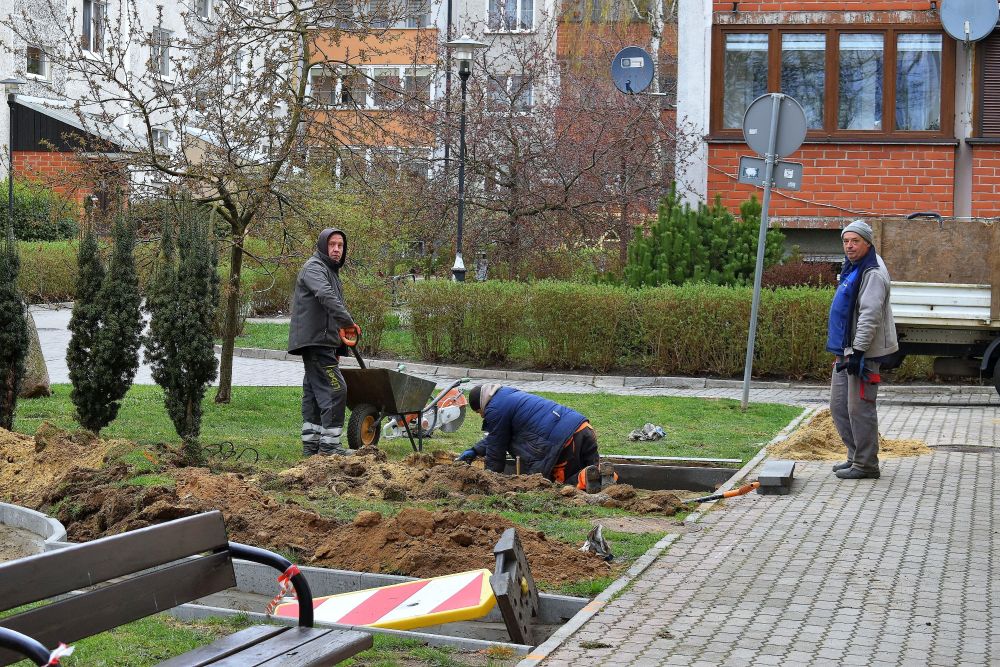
[14, 385, 800, 468]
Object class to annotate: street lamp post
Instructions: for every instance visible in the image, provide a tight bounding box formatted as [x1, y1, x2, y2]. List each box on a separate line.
[1, 78, 24, 243]
[444, 36, 487, 282]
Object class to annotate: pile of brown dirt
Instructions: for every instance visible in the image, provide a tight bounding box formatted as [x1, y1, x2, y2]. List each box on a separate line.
[274, 452, 685, 514]
[312, 507, 612, 584]
[38, 464, 339, 557]
[0, 422, 120, 503]
[769, 409, 933, 461]
[275, 451, 555, 502]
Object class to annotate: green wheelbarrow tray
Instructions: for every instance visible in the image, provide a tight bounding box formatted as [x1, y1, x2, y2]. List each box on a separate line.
[341, 368, 438, 451]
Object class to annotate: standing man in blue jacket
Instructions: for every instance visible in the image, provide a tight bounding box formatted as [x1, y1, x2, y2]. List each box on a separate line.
[288, 228, 358, 457]
[456, 384, 611, 491]
[827, 220, 898, 480]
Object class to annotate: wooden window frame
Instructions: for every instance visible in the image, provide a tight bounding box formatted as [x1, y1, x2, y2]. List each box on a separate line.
[710, 24, 955, 140]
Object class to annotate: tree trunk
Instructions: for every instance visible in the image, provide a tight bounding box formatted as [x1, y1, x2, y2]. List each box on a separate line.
[214, 226, 246, 404]
[19, 312, 51, 399]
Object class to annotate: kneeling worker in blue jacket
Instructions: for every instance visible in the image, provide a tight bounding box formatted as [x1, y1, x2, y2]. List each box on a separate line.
[456, 384, 614, 492]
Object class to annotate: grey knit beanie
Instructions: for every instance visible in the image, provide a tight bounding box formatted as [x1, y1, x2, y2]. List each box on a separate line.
[841, 220, 874, 245]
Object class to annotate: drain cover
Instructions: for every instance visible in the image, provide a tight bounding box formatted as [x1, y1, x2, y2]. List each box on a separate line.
[929, 445, 997, 454]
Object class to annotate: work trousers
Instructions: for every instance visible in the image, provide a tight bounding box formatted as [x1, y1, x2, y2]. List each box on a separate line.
[830, 359, 881, 473]
[554, 426, 600, 484]
[300, 347, 348, 456]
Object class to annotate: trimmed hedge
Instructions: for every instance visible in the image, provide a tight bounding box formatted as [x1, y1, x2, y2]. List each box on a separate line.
[409, 279, 839, 379]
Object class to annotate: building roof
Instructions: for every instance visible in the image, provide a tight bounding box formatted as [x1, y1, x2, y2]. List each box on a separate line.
[13, 96, 127, 152]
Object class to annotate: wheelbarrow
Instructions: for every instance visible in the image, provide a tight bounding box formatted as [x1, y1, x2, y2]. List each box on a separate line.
[339, 328, 467, 452]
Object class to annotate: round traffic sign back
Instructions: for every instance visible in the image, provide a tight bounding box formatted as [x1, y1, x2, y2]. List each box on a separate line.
[610, 46, 654, 95]
[742, 94, 808, 158]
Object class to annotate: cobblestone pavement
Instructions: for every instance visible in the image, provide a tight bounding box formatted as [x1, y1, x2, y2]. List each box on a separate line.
[537, 453, 999, 666]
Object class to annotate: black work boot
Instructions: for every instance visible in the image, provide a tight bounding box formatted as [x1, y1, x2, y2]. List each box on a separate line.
[583, 465, 601, 494]
[832, 461, 852, 472]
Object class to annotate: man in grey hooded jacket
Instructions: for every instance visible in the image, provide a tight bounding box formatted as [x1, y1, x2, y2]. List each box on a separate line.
[288, 228, 357, 456]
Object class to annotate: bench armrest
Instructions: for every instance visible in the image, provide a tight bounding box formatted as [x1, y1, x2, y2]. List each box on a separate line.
[0, 627, 52, 666]
[227, 542, 314, 628]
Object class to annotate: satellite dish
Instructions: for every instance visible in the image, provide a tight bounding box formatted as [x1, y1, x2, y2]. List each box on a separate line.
[940, 0, 999, 42]
[610, 46, 654, 95]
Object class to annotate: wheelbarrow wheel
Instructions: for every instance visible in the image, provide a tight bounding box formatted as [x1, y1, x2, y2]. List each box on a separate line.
[347, 404, 382, 450]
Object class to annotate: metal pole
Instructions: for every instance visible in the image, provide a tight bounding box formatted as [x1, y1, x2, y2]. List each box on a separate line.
[452, 65, 470, 282]
[443, 0, 452, 174]
[740, 94, 782, 411]
[6, 92, 14, 246]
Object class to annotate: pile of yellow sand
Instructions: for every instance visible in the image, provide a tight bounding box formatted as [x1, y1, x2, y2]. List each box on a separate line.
[769, 409, 932, 461]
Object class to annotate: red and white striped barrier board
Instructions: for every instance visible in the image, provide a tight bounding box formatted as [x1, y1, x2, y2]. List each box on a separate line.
[273, 569, 496, 631]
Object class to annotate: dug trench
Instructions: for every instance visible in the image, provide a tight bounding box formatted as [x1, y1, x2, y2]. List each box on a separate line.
[0, 424, 689, 588]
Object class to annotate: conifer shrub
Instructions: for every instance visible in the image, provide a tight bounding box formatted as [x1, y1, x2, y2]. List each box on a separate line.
[625, 185, 784, 288]
[0, 234, 29, 429]
[66, 219, 143, 433]
[145, 208, 220, 465]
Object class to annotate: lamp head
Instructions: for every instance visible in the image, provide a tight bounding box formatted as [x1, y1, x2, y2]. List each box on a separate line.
[445, 35, 488, 70]
[0, 77, 25, 96]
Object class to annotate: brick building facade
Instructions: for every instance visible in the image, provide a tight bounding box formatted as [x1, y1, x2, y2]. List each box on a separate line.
[677, 0, 1000, 258]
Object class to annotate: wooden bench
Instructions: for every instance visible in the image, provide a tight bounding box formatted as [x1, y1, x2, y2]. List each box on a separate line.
[0, 511, 372, 666]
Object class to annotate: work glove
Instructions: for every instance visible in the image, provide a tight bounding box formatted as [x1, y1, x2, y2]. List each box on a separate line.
[455, 448, 477, 463]
[845, 352, 865, 376]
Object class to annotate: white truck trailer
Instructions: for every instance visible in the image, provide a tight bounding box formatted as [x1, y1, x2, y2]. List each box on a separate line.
[876, 214, 1000, 396]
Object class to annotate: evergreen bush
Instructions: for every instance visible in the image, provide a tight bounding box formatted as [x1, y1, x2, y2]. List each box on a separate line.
[145, 208, 220, 465]
[0, 233, 29, 429]
[0, 179, 79, 241]
[66, 219, 143, 433]
[625, 185, 784, 288]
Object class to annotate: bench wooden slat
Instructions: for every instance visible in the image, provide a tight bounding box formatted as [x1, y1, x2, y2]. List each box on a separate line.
[255, 630, 374, 667]
[0, 553, 236, 666]
[156, 625, 289, 667]
[0, 512, 229, 613]
[207, 627, 330, 667]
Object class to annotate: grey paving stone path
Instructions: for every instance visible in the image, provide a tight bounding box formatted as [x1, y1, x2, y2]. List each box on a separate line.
[535, 452, 999, 666]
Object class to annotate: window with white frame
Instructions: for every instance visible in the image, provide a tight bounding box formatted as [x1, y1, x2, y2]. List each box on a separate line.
[403, 67, 432, 105]
[488, 0, 533, 31]
[81, 0, 107, 53]
[373, 67, 401, 107]
[232, 49, 244, 89]
[487, 73, 533, 111]
[194, 0, 211, 19]
[405, 0, 430, 27]
[151, 128, 170, 149]
[309, 65, 338, 105]
[309, 65, 433, 109]
[26, 45, 47, 78]
[152, 29, 172, 77]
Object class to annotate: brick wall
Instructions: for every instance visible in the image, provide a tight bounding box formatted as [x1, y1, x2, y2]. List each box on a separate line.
[13, 151, 91, 203]
[712, 1, 932, 11]
[971, 145, 1000, 217]
[707, 143, 955, 220]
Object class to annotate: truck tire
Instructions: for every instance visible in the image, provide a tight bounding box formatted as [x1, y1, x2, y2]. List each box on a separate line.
[994, 360, 1000, 398]
[347, 404, 382, 449]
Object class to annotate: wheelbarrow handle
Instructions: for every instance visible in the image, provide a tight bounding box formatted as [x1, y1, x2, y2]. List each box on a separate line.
[339, 325, 361, 347]
[338, 326, 365, 369]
